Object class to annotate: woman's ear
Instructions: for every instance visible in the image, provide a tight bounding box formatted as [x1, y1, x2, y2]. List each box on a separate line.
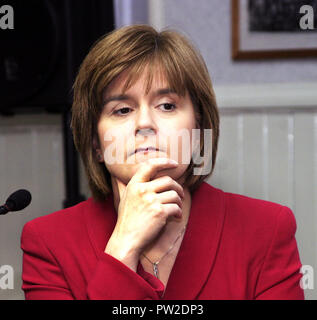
[93, 135, 104, 163]
[92, 135, 99, 149]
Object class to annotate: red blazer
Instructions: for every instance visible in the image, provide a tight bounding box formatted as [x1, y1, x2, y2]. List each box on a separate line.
[21, 182, 304, 300]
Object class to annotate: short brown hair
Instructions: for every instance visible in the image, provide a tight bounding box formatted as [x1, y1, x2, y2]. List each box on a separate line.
[71, 24, 219, 201]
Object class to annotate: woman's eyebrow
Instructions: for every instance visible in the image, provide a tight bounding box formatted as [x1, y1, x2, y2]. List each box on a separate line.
[102, 94, 130, 107]
[102, 88, 178, 106]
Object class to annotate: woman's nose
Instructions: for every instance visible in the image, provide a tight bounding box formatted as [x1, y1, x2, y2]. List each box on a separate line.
[134, 104, 157, 133]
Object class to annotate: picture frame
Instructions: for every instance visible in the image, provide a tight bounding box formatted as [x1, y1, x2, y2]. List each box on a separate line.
[231, 0, 317, 60]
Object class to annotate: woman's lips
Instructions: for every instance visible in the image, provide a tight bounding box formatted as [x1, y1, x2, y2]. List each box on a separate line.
[134, 147, 159, 154]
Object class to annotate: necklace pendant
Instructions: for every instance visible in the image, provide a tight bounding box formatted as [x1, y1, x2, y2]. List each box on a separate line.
[153, 262, 159, 278]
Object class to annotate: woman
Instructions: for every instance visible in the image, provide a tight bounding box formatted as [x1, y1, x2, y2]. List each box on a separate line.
[21, 24, 304, 300]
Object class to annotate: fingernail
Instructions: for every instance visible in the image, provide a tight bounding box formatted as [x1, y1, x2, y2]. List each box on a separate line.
[169, 159, 178, 165]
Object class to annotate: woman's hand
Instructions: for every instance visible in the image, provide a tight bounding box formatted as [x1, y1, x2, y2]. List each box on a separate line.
[104, 158, 185, 272]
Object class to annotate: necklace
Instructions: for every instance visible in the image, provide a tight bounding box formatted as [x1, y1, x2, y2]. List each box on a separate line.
[141, 224, 187, 279]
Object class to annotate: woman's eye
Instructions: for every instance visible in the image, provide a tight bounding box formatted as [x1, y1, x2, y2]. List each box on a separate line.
[112, 103, 176, 116]
[113, 107, 131, 116]
[159, 103, 176, 112]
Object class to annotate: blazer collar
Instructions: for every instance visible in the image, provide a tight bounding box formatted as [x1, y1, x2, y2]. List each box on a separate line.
[84, 181, 226, 300]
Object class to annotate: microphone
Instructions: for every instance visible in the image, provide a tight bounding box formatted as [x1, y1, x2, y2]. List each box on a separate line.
[0, 189, 32, 215]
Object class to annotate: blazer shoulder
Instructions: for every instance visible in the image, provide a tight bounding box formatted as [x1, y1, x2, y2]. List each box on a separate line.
[201, 182, 287, 219]
[225, 190, 288, 217]
[21, 198, 93, 243]
[220, 189, 297, 236]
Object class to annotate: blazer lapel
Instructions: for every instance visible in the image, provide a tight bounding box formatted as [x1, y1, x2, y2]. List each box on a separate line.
[84, 193, 117, 260]
[162, 182, 226, 300]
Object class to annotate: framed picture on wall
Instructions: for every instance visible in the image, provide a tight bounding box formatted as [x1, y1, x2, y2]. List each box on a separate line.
[231, 0, 317, 59]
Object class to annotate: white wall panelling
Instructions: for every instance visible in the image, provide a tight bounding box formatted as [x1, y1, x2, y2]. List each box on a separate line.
[209, 102, 317, 300]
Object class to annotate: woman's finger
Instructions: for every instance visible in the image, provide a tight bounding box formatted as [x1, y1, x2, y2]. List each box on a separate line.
[146, 175, 185, 199]
[162, 203, 182, 219]
[156, 190, 183, 209]
[130, 158, 178, 184]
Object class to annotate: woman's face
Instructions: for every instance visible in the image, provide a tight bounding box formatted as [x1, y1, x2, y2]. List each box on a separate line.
[96, 66, 197, 186]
